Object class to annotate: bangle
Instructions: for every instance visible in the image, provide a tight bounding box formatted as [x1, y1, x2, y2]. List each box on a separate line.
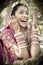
[31, 41, 39, 45]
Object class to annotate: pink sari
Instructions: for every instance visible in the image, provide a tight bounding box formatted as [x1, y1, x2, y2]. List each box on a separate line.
[0, 26, 18, 64]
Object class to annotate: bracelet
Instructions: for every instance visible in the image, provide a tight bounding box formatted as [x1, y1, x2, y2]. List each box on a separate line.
[31, 41, 39, 45]
[31, 35, 39, 39]
[18, 45, 27, 49]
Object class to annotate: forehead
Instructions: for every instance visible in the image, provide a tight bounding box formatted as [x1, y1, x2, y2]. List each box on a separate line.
[16, 6, 28, 12]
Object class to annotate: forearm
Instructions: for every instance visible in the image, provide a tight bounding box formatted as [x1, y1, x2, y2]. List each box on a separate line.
[14, 32, 27, 48]
[14, 32, 29, 59]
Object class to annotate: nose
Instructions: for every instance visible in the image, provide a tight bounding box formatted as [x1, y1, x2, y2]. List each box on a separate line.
[23, 14, 29, 20]
[23, 12, 29, 18]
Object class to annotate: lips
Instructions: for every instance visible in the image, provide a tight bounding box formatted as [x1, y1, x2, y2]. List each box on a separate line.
[21, 20, 27, 23]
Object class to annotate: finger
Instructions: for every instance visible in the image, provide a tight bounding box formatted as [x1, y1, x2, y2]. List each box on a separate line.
[27, 19, 32, 29]
[32, 12, 37, 28]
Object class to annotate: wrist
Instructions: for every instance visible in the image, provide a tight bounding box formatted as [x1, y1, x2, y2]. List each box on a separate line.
[14, 32, 27, 48]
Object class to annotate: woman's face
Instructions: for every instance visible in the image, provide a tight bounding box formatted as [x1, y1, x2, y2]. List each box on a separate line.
[15, 5, 29, 28]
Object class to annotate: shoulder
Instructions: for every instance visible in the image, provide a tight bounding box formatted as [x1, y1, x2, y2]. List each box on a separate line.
[2, 28, 14, 37]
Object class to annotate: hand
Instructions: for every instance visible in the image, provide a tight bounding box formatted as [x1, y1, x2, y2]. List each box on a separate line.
[10, 45, 21, 58]
[32, 11, 37, 29]
[8, 15, 20, 33]
[27, 19, 31, 29]
[27, 19, 31, 41]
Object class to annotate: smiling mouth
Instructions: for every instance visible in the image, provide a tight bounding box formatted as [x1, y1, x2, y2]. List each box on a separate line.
[21, 20, 27, 23]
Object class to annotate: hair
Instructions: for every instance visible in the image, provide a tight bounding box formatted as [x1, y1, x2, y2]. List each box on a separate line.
[11, 3, 28, 16]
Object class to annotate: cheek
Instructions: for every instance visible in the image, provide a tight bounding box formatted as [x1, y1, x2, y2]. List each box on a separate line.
[16, 14, 22, 20]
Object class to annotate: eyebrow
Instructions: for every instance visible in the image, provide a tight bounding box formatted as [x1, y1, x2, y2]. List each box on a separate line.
[18, 7, 28, 11]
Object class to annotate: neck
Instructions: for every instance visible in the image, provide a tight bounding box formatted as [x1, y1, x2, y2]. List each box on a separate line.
[20, 25, 27, 32]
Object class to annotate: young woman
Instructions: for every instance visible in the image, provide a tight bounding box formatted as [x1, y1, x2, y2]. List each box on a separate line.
[1, 1, 41, 64]
[1, 2, 30, 64]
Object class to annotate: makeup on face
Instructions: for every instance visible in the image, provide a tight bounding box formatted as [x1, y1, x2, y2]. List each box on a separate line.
[15, 6, 29, 28]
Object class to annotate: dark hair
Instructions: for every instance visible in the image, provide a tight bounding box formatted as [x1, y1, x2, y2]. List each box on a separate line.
[11, 3, 28, 16]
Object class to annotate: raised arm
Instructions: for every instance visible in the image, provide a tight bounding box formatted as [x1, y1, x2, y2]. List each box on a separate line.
[30, 11, 41, 57]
